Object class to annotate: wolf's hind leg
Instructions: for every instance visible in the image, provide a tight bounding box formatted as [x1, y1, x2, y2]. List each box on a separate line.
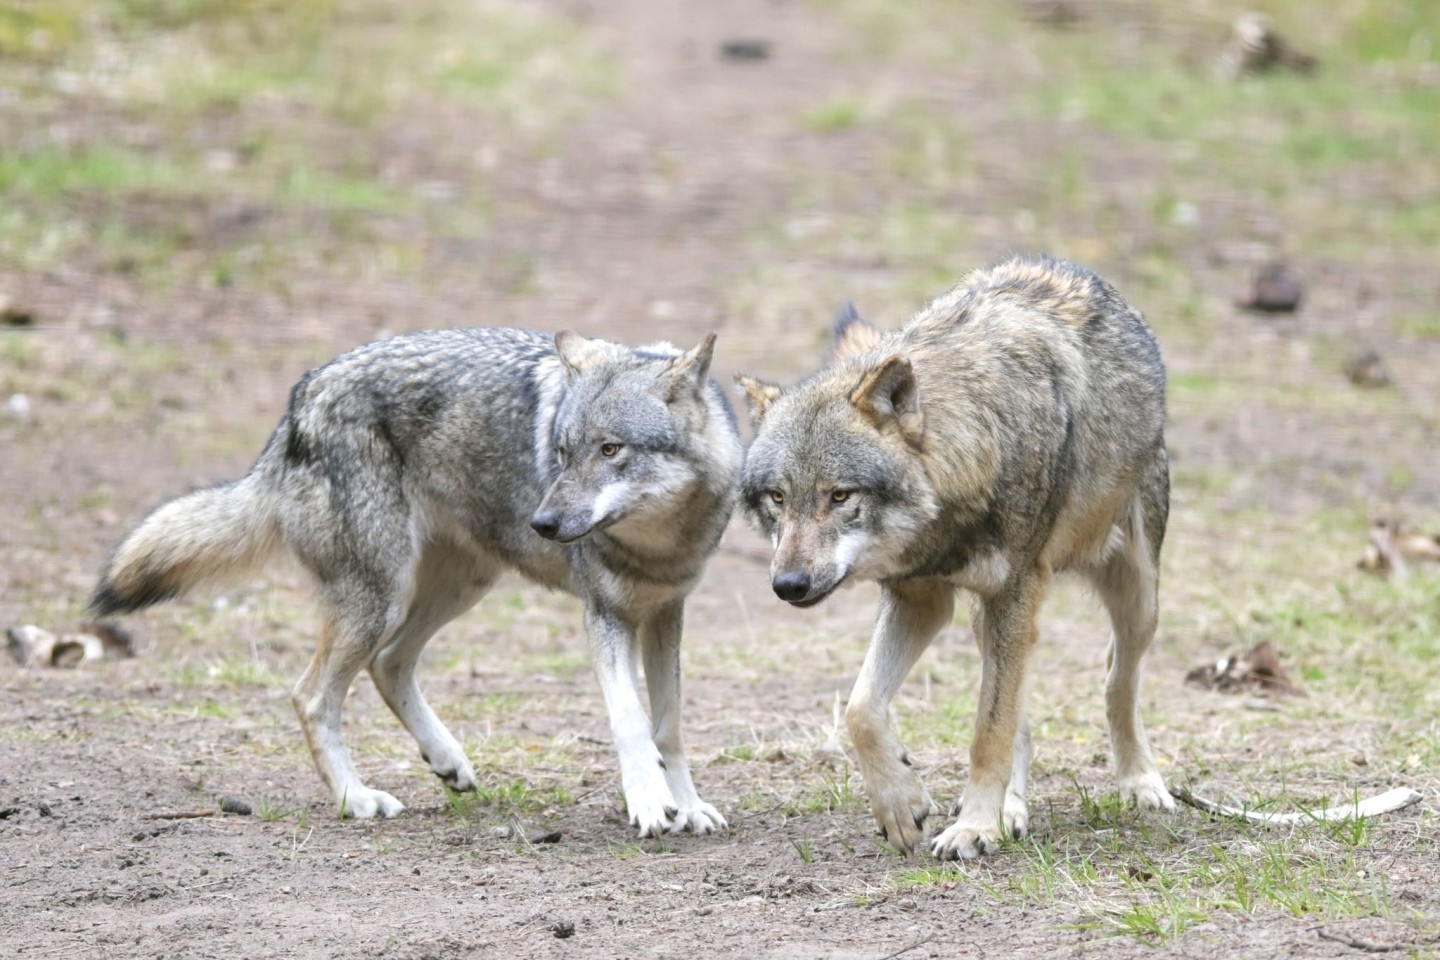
[642, 600, 725, 835]
[370, 546, 496, 794]
[293, 604, 408, 819]
[1090, 495, 1173, 813]
[846, 580, 954, 855]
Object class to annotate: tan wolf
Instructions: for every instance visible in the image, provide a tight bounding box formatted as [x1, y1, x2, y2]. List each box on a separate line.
[736, 256, 1174, 859]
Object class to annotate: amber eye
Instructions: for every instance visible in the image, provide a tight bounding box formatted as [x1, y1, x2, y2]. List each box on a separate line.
[831, 490, 850, 504]
[600, 443, 621, 457]
[768, 490, 784, 505]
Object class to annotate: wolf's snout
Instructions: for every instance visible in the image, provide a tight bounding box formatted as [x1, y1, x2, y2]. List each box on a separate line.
[530, 510, 562, 540]
[772, 571, 812, 603]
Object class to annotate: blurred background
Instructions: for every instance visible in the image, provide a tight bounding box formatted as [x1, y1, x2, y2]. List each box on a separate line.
[1, 0, 1437, 952]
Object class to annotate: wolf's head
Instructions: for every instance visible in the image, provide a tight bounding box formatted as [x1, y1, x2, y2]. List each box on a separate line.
[736, 353, 939, 606]
[530, 331, 736, 545]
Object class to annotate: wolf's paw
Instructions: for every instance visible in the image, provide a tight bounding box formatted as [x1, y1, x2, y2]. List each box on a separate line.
[931, 792, 1026, 860]
[868, 773, 934, 855]
[626, 785, 680, 839]
[1003, 791, 1030, 839]
[668, 799, 727, 835]
[430, 754, 477, 793]
[1119, 771, 1175, 812]
[340, 787, 405, 820]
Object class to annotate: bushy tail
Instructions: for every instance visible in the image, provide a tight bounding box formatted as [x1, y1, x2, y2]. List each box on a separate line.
[89, 475, 280, 616]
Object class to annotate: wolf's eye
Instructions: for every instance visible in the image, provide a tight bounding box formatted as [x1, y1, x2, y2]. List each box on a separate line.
[768, 490, 784, 505]
[600, 443, 621, 457]
[831, 490, 851, 504]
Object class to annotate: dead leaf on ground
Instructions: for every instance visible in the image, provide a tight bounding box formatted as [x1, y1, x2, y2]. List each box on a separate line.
[1357, 518, 1440, 579]
[1185, 640, 1300, 696]
[1343, 349, 1391, 389]
[1215, 13, 1316, 81]
[6, 622, 135, 668]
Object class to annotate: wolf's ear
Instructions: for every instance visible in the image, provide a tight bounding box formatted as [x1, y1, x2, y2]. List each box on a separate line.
[830, 303, 884, 366]
[553, 330, 607, 377]
[665, 332, 717, 400]
[734, 374, 783, 427]
[850, 356, 923, 448]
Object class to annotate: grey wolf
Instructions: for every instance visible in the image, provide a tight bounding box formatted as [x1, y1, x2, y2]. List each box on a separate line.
[92, 327, 741, 836]
[736, 256, 1174, 859]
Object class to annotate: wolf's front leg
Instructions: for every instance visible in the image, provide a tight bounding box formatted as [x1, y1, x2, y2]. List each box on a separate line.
[846, 580, 954, 854]
[642, 600, 726, 835]
[587, 604, 677, 837]
[932, 571, 1046, 860]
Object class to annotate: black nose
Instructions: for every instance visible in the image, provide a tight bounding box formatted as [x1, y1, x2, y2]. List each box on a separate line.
[531, 511, 561, 540]
[772, 571, 812, 603]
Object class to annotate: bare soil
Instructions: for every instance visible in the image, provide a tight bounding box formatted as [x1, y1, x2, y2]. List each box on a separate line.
[3, 1, 1437, 958]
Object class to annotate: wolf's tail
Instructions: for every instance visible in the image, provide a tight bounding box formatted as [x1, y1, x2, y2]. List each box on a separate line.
[89, 474, 281, 616]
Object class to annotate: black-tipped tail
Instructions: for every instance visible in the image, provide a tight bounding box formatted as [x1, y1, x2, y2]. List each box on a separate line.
[87, 477, 279, 618]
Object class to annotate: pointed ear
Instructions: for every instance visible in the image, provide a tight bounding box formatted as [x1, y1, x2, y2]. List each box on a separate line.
[830, 302, 884, 365]
[665, 332, 717, 399]
[849, 356, 923, 447]
[553, 330, 607, 377]
[734, 374, 783, 427]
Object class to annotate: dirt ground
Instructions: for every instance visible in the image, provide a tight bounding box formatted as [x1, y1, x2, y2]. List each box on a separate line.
[3, 1, 1438, 957]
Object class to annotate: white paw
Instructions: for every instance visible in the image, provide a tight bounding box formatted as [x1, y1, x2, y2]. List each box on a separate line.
[1003, 790, 1030, 838]
[867, 770, 934, 855]
[340, 786, 405, 819]
[668, 800, 727, 835]
[625, 784, 679, 839]
[1119, 771, 1175, 812]
[931, 792, 1025, 860]
[431, 752, 477, 793]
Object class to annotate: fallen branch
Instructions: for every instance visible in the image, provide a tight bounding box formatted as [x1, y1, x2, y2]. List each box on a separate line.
[1171, 784, 1421, 825]
[1316, 927, 1424, 953]
[142, 809, 220, 820]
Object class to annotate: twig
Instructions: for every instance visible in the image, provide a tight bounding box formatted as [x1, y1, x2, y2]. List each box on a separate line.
[1316, 927, 1414, 953]
[1170, 784, 1421, 825]
[876, 939, 935, 960]
[142, 809, 219, 820]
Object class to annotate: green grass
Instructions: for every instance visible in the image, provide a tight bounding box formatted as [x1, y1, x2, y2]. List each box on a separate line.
[0, 0, 615, 280]
[801, 98, 865, 134]
[885, 788, 1414, 946]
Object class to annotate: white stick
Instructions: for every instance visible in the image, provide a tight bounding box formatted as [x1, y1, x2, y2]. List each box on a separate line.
[1171, 784, 1422, 824]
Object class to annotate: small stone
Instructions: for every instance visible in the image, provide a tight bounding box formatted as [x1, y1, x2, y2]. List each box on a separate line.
[6, 394, 31, 419]
[719, 39, 771, 62]
[1236, 263, 1302, 314]
[218, 795, 252, 816]
[0, 295, 35, 327]
[551, 920, 575, 939]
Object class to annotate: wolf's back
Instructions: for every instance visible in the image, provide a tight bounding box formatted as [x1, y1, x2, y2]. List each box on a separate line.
[90, 472, 281, 616]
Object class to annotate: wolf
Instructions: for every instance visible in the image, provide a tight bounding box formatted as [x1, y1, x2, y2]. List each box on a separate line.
[736, 256, 1174, 859]
[92, 327, 741, 836]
